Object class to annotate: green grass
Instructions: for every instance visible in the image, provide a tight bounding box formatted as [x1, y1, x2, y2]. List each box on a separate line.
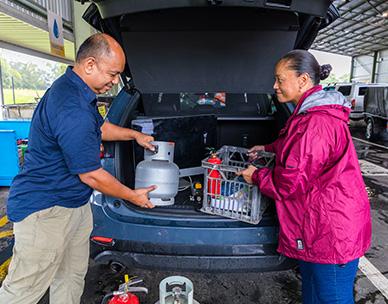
[3, 89, 46, 104]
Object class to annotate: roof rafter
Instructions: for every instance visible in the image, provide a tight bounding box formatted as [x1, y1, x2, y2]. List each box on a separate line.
[313, 0, 388, 56]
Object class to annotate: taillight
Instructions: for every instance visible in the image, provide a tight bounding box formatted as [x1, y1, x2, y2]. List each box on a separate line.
[351, 99, 355, 109]
[100, 144, 104, 159]
[91, 236, 114, 246]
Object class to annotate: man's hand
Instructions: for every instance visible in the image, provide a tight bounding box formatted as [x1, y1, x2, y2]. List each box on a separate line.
[101, 122, 154, 148]
[236, 165, 257, 184]
[247, 145, 265, 161]
[135, 132, 155, 151]
[79, 168, 157, 208]
[129, 186, 157, 208]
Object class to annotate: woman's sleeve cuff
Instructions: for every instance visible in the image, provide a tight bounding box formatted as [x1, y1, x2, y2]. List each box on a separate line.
[264, 144, 274, 153]
[251, 168, 261, 185]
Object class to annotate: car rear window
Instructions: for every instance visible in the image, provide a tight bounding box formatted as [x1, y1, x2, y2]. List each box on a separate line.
[337, 86, 351, 96]
[358, 87, 367, 96]
[141, 93, 275, 117]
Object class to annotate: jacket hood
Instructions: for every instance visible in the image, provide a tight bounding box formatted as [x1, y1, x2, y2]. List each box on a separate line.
[298, 89, 351, 122]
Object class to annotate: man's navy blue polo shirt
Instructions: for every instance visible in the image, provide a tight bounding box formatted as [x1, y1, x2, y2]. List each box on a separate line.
[7, 67, 104, 222]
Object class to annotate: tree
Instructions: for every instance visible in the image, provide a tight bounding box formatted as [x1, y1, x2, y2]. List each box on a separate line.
[321, 73, 350, 85]
[10, 62, 47, 90]
[1, 56, 68, 90]
[44, 62, 67, 87]
[0, 57, 21, 89]
[1, 54, 69, 104]
[338, 73, 350, 83]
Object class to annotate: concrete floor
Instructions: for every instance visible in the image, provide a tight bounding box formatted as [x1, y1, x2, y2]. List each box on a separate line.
[1, 124, 388, 304]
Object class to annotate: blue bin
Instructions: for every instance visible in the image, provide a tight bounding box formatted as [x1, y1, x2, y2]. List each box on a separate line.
[0, 120, 31, 186]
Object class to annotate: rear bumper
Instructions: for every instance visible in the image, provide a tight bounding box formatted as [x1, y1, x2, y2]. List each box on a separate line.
[92, 249, 296, 273]
[349, 111, 364, 120]
[90, 200, 293, 272]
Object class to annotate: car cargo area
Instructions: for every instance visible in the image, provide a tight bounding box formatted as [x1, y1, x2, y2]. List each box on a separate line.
[83, 2, 325, 217]
[114, 92, 280, 216]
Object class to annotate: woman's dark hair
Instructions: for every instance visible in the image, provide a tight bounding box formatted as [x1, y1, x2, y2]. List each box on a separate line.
[278, 50, 332, 85]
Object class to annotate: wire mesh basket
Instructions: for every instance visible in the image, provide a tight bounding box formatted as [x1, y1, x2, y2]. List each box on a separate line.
[200, 145, 274, 224]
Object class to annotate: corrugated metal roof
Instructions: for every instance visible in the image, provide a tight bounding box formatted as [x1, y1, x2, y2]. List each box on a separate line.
[0, 12, 75, 62]
[312, 0, 388, 56]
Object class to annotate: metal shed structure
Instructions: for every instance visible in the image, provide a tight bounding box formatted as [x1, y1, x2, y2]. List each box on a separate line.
[313, 0, 388, 83]
[0, 0, 75, 63]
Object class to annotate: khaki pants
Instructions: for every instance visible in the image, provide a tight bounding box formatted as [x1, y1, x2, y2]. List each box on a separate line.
[0, 203, 93, 304]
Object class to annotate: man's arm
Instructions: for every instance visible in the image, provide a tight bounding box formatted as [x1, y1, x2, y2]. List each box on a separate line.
[101, 121, 154, 150]
[79, 168, 156, 208]
[101, 121, 141, 141]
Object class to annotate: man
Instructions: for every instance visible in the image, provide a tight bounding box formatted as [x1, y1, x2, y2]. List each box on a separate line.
[0, 33, 156, 304]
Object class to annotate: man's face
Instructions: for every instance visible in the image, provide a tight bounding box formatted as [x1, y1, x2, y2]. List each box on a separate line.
[87, 53, 125, 94]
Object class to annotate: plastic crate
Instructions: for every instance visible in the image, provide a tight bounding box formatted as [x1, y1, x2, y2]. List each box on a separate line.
[200, 145, 274, 224]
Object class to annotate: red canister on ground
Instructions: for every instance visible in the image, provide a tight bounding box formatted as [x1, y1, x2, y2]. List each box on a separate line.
[207, 153, 221, 196]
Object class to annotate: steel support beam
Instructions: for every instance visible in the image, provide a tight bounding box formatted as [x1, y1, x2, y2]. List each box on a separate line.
[371, 51, 378, 83]
[350, 55, 355, 82]
[0, 40, 73, 65]
[0, 56, 4, 114]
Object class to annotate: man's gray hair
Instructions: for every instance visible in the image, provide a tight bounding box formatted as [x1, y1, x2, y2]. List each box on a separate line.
[76, 33, 112, 63]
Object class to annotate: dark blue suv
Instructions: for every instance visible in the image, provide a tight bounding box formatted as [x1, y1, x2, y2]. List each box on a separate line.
[81, 0, 338, 272]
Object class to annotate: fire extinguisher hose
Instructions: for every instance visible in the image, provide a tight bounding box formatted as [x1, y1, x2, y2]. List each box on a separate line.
[100, 292, 114, 304]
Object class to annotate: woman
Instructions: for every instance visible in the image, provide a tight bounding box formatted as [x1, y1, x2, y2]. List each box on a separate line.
[238, 50, 371, 304]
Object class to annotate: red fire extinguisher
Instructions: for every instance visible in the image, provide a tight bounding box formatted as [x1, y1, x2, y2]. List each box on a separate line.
[207, 151, 222, 196]
[108, 293, 140, 304]
[102, 275, 148, 304]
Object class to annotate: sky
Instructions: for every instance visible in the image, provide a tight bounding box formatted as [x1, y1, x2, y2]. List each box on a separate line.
[310, 49, 352, 78]
[0, 48, 61, 71]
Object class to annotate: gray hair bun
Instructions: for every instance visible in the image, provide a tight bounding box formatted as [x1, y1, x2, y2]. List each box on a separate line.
[319, 64, 332, 80]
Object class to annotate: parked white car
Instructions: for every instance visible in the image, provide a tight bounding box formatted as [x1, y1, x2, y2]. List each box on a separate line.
[335, 83, 388, 120]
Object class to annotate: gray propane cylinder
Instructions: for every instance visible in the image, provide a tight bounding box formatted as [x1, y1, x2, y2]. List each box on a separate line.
[135, 141, 179, 206]
[155, 276, 200, 304]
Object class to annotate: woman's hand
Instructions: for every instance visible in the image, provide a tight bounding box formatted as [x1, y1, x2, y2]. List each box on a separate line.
[236, 165, 258, 184]
[247, 145, 265, 161]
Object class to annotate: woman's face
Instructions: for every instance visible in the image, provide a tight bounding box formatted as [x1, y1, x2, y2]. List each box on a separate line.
[273, 60, 311, 104]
